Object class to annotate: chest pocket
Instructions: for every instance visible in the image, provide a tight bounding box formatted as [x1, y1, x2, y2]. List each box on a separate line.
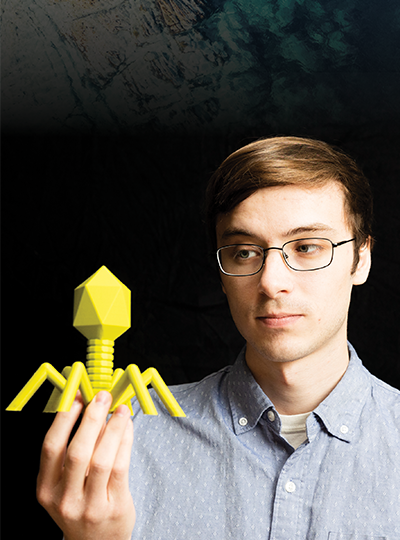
[328, 534, 389, 539]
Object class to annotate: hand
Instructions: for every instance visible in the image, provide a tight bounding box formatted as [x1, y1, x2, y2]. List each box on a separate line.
[37, 391, 135, 540]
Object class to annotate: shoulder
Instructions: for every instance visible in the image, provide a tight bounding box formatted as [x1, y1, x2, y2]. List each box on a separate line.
[369, 374, 400, 421]
[359, 369, 400, 439]
[348, 343, 400, 424]
[131, 365, 233, 420]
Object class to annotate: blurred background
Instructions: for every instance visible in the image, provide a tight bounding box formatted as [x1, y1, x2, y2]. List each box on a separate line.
[2, 0, 400, 536]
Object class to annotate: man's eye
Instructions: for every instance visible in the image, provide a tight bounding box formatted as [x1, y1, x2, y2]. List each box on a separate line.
[296, 243, 320, 254]
[235, 249, 258, 260]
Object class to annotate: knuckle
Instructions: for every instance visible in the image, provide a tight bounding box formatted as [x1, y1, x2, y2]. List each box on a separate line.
[36, 484, 51, 509]
[65, 446, 86, 468]
[82, 505, 107, 525]
[81, 500, 131, 526]
[85, 404, 102, 420]
[58, 498, 80, 522]
[111, 459, 129, 479]
[90, 458, 112, 475]
[109, 505, 125, 522]
[41, 438, 61, 458]
[37, 488, 81, 524]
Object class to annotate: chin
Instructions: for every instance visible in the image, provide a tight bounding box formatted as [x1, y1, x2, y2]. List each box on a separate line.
[249, 335, 317, 365]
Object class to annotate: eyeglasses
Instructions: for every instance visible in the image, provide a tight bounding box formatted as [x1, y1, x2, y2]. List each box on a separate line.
[216, 237, 356, 276]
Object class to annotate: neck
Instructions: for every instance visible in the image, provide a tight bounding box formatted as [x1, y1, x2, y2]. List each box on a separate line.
[246, 340, 350, 415]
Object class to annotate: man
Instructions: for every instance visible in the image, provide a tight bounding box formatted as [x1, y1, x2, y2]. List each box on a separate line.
[37, 136, 400, 539]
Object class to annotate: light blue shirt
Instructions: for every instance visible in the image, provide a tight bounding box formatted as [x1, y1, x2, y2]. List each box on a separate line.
[129, 344, 400, 539]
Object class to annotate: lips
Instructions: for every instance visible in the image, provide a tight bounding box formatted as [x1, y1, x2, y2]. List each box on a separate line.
[256, 313, 303, 328]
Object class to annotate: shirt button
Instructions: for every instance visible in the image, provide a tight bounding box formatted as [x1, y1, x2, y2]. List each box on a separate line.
[267, 410, 275, 422]
[285, 481, 296, 493]
[340, 425, 349, 434]
[239, 417, 248, 426]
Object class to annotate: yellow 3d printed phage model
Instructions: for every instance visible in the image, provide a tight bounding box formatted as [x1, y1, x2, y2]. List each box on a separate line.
[6, 266, 185, 418]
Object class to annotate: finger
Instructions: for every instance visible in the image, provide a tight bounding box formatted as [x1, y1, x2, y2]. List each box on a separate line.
[84, 404, 132, 504]
[109, 407, 134, 493]
[37, 393, 84, 504]
[62, 391, 112, 497]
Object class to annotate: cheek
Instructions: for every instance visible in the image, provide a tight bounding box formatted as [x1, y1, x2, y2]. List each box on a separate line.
[311, 274, 353, 322]
[222, 274, 257, 294]
[221, 279, 254, 315]
[221, 280, 227, 295]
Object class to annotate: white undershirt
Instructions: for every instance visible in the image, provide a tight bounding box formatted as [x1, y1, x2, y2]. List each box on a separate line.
[280, 411, 311, 449]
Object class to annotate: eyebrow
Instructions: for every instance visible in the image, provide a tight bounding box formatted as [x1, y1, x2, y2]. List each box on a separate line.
[220, 223, 336, 242]
[284, 223, 337, 237]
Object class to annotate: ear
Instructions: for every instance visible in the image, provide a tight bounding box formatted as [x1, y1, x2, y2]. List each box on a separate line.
[352, 237, 372, 285]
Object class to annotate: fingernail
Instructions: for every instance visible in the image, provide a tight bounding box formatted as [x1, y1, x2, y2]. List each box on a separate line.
[73, 390, 82, 402]
[94, 391, 111, 405]
[115, 404, 130, 417]
[71, 390, 83, 409]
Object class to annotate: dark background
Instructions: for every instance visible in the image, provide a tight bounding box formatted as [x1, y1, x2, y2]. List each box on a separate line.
[2, 0, 400, 537]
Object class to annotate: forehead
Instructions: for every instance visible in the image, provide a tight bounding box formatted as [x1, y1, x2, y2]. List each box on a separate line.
[216, 183, 350, 244]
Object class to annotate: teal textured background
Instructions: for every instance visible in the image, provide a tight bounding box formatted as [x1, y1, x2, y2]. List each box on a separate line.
[2, 0, 400, 135]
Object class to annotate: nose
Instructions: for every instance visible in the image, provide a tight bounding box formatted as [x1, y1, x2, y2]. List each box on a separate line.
[257, 248, 294, 298]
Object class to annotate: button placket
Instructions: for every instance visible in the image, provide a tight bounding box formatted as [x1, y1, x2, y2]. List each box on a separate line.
[269, 452, 307, 540]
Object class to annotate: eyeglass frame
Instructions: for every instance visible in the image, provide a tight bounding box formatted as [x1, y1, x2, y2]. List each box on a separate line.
[216, 237, 356, 276]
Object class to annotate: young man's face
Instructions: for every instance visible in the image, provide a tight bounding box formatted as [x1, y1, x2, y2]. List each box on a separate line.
[216, 183, 371, 368]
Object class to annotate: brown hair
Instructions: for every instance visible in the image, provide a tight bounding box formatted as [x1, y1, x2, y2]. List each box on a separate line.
[205, 136, 374, 269]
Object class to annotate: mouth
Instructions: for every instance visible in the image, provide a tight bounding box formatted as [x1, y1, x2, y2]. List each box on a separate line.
[256, 313, 303, 328]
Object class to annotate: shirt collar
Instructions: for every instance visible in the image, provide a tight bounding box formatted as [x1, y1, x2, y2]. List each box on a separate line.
[312, 342, 371, 442]
[227, 343, 371, 441]
[228, 348, 274, 435]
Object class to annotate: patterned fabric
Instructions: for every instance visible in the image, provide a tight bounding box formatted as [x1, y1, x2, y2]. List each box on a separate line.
[129, 344, 400, 539]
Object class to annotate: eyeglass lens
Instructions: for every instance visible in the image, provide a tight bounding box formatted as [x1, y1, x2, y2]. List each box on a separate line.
[218, 238, 334, 275]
